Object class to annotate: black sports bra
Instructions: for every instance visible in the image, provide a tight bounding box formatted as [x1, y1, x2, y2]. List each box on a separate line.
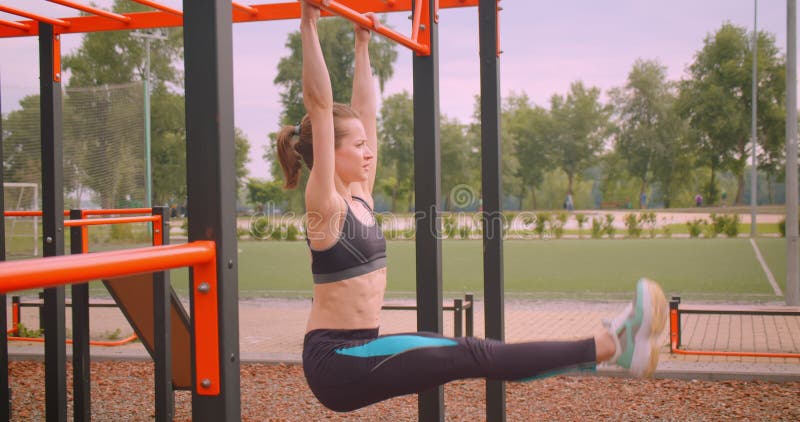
[306, 196, 387, 284]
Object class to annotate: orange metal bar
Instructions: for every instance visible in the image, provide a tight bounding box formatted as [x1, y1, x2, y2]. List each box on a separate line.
[308, 0, 429, 54]
[0, 5, 71, 27]
[0, 241, 215, 294]
[5, 208, 153, 217]
[0, 18, 30, 31]
[53, 32, 62, 82]
[47, 0, 132, 23]
[7, 333, 139, 346]
[193, 250, 220, 395]
[83, 208, 154, 216]
[130, 0, 183, 16]
[670, 307, 800, 358]
[411, 0, 422, 41]
[232, 2, 257, 15]
[0, 1, 478, 38]
[64, 215, 160, 227]
[4, 210, 42, 217]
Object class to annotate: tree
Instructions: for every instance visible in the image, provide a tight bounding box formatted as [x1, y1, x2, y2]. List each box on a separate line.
[550, 81, 611, 198]
[269, 17, 398, 211]
[678, 23, 786, 204]
[246, 178, 286, 210]
[2, 95, 41, 185]
[610, 59, 691, 209]
[61, 0, 250, 207]
[441, 116, 478, 211]
[504, 93, 554, 209]
[377, 91, 414, 212]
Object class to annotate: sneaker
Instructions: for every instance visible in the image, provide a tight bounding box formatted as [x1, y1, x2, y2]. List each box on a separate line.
[604, 278, 668, 378]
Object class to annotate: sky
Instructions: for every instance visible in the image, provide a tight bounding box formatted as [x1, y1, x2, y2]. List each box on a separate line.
[0, 0, 792, 180]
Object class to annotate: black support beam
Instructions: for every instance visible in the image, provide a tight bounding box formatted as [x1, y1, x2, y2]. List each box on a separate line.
[39, 22, 67, 422]
[183, 1, 241, 420]
[479, 2, 506, 420]
[413, 1, 444, 420]
[70, 209, 91, 422]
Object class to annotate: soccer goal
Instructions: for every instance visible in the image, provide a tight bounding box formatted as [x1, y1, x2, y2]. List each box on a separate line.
[3, 182, 39, 257]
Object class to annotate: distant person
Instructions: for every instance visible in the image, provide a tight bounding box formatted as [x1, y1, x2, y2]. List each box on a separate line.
[640, 192, 647, 209]
[276, 1, 669, 413]
[721, 191, 727, 206]
[695, 194, 703, 207]
[565, 193, 574, 211]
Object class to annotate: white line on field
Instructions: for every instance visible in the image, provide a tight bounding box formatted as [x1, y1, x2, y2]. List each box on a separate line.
[750, 238, 783, 297]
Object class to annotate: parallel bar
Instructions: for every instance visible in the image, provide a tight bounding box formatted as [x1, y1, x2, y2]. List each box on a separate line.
[64, 215, 160, 227]
[412, 0, 444, 419]
[0, 18, 30, 31]
[0, 242, 216, 294]
[152, 207, 174, 421]
[183, 0, 240, 417]
[47, 0, 132, 23]
[5, 208, 157, 217]
[69, 209, 91, 422]
[131, 0, 184, 16]
[40, 22, 68, 422]
[0, 0, 479, 38]
[0, 5, 70, 27]
[479, 1, 505, 420]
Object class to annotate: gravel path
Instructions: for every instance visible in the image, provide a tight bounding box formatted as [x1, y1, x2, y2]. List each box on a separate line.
[8, 361, 800, 421]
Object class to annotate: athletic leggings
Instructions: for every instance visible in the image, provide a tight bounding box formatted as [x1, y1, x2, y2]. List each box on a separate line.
[302, 328, 596, 412]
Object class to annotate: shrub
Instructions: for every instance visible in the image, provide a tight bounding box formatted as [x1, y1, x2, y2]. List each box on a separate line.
[574, 213, 587, 239]
[640, 212, 657, 238]
[443, 214, 458, 239]
[623, 213, 641, 238]
[15, 322, 43, 338]
[459, 225, 471, 239]
[686, 219, 703, 238]
[723, 214, 740, 238]
[603, 214, 616, 239]
[552, 212, 568, 239]
[662, 224, 672, 239]
[703, 221, 718, 238]
[535, 212, 551, 239]
[591, 217, 603, 239]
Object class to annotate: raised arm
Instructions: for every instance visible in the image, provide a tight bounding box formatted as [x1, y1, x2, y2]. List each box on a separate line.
[350, 14, 379, 202]
[301, 1, 338, 215]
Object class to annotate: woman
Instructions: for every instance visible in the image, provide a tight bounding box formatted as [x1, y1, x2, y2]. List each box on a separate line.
[276, 1, 667, 412]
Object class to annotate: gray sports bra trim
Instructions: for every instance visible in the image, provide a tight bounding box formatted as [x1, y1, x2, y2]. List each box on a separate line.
[312, 256, 387, 284]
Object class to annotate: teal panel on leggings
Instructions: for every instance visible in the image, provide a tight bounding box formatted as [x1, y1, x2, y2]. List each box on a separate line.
[335, 335, 457, 357]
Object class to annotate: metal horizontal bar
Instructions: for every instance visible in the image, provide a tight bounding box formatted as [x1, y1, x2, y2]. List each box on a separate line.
[0, 5, 70, 27]
[0, 0, 478, 38]
[4, 208, 153, 217]
[63, 215, 160, 227]
[17, 302, 120, 308]
[47, 0, 132, 23]
[0, 18, 30, 31]
[0, 241, 215, 294]
[232, 2, 257, 15]
[130, 0, 182, 16]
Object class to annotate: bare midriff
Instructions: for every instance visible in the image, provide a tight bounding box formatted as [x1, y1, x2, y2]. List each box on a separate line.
[306, 266, 387, 332]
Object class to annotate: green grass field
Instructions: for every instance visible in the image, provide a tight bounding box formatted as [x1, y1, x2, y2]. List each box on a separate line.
[143, 238, 784, 302]
[9, 236, 789, 302]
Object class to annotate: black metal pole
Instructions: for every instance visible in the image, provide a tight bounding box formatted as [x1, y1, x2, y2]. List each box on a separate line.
[479, 1, 506, 420]
[0, 72, 11, 422]
[152, 206, 174, 422]
[40, 22, 67, 422]
[183, 1, 241, 420]
[413, 1, 443, 419]
[70, 209, 91, 422]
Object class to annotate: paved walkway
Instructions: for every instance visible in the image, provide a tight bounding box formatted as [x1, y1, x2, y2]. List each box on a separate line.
[7, 297, 800, 381]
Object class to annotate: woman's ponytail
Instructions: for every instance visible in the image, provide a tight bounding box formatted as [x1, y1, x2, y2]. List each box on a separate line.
[276, 125, 303, 189]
